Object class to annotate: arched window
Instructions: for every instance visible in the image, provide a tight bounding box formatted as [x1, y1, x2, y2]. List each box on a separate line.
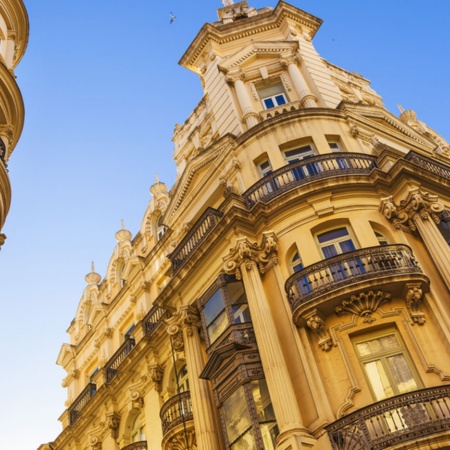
[176, 363, 189, 393]
[130, 414, 146, 443]
[290, 251, 304, 272]
[374, 231, 389, 246]
[317, 226, 356, 258]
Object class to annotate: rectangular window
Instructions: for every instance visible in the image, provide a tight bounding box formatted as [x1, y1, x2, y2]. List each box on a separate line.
[354, 331, 420, 401]
[204, 289, 228, 344]
[257, 159, 273, 178]
[258, 82, 288, 110]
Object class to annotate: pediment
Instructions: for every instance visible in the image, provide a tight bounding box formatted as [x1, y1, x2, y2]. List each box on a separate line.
[200, 341, 251, 380]
[218, 40, 299, 73]
[122, 255, 144, 280]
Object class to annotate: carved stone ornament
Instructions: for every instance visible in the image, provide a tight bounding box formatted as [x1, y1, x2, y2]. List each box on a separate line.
[167, 324, 185, 352]
[335, 290, 391, 324]
[223, 232, 278, 280]
[405, 285, 426, 325]
[166, 428, 197, 450]
[381, 189, 444, 232]
[107, 412, 120, 438]
[149, 364, 164, 392]
[89, 435, 102, 450]
[305, 311, 333, 351]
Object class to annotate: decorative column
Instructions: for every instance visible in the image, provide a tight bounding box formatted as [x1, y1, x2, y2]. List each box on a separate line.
[226, 68, 260, 128]
[223, 232, 312, 449]
[167, 306, 222, 450]
[381, 188, 450, 290]
[280, 53, 317, 108]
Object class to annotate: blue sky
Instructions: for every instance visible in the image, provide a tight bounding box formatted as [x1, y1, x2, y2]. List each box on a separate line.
[1, 1, 449, 448]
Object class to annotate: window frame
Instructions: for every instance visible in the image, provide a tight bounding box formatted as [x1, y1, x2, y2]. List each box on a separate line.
[352, 329, 422, 401]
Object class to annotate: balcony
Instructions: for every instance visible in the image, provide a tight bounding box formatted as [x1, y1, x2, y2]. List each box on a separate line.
[285, 244, 429, 324]
[68, 382, 96, 426]
[160, 391, 194, 435]
[105, 335, 136, 383]
[144, 305, 168, 337]
[121, 442, 147, 450]
[169, 207, 223, 274]
[406, 151, 450, 181]
[326, 385, 450, 450]
[243, 153, 377, 208]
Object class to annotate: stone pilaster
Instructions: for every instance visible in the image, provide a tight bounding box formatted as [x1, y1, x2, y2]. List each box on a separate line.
[223, 232, 313, 449]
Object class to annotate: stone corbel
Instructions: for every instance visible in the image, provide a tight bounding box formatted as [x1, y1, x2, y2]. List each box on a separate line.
[106, 412, 121, 439]
[305, 310, 333, 351]
[166, 323, 185, 352]
[223, 232, 278, 280]
[225, 68, 245, 84]
[405, 284, 426, 325]
[149, 364, 164, 392]
[335, 290, 391, 324]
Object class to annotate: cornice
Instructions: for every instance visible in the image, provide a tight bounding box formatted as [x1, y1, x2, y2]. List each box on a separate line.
[179, 1, 322, 72]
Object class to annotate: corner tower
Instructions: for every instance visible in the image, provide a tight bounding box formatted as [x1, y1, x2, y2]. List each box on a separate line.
[41, 1, 450, 450]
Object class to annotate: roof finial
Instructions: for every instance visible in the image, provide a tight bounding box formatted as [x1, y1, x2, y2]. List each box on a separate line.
[397, 104, 405, 113]
[155, 173, 159, 183]
[91, 261, 95, 273]
[121, 218, 125, 230]
[222, 0, 234, 5]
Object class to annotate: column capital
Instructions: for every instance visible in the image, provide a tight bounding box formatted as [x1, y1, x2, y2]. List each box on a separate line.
[225, 67, 245, 83]
[222, 231, 278, 279]
[166, 304, 200, 346]
[279, 52, 299, 67]
[380, 188, 444, 231]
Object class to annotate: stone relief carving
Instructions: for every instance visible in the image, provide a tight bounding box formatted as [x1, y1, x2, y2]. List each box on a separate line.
[305, 311, 333, 351]
[223, 232, 278, 279]
[381, 188, 444, 232]
[405, 285, 426, 325]
[335, 290, 392, 324]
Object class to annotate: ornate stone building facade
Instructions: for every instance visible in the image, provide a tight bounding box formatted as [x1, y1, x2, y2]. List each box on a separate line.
[39, 1, 450, 449]
[0, 0, 28, 249]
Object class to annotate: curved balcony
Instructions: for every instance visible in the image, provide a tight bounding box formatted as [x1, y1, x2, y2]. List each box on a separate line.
[160, 391, 194, 435]
[121, 442, 147, 450]
[285, 244, 429, 324]
[326, 385, 450, 450]
[243, 153, 377, 208]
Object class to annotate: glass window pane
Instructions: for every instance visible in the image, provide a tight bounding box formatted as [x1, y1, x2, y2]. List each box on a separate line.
[208, 311, 228, 343]
[223, 387, 253, 445]
[231, 428, 257, 450]
[258, 82, 284, 99]
[317, 227, 349, 243]
[387, 354, 418, 394]
[204, 289, 225, 326]
[260, 423, 278, 450]
[228, 282, 251, 324]
[264, 98, 274, 109]
[251, 379, 275, 422]
[275, 94, 286, 105]
[356, 334, 400, 357]
[364, 360, 394, 400]
[339, 239, 356, 253]
[321, 244, 338, 259]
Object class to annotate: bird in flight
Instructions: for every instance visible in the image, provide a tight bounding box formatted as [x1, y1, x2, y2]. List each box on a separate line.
[170, 12, 176, 24]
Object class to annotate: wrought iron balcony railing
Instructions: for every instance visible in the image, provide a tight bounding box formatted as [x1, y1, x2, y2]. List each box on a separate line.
[105, 335, 136, 383]
[285, 244, 422, 310]
[68, 382, 97, 426]
[160, 391, 194, 435]
[169, 207, 223, 274]
[244, 153, 377, 208]
[326, 385, 450, 450]
[144, 305, 168, 337]
[406, 151, 450, 180]
[121, 442, 147, 450]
